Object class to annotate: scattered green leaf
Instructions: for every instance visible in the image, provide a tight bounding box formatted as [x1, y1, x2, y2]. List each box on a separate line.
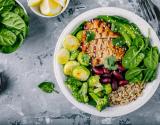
[38, 82, 59, 94]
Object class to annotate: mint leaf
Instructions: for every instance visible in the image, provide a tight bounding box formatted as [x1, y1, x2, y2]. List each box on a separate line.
[104, 56, 117, 70]
[38, 82, 59, 93]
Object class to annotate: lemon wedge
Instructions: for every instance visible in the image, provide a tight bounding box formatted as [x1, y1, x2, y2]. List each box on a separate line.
[40, 0, 62, 16]
[28, 0, 42, 7]
[55, 0, 67, 7]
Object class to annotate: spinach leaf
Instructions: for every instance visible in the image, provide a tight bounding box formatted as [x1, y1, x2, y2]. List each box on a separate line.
[142, 69, 156, 83]
[109, 16, 130, 24]
[144, 47, 159, 69]
[133, 36, 145, 50]
[104, 56, 118, 70]
[130, 23, 142, 35]
[0, 28, 16, 46]
[86, 31, 95, 42]
[129, 73, 143, 83]
[112, 36, 126, 47]
[12, 5, 25, 17]
[0, 34, 23, 53]
[72, 21, 86, 36]
[1, 12, 26, 32]
[38, 82, 59, 93]
[122, 46, 145, 69]
[0, 0, 15, 13]
[125, 67, 144, 81]
[12, 4, 29, 26]
[23, 14, 30, 26]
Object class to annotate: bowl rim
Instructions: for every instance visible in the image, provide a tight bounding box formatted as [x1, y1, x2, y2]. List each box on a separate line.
[16, 0, 28, 15]
[53, 7, 160, 117]
[27, 0, 70, 18]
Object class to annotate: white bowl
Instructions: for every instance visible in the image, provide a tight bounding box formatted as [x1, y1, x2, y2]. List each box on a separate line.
[27, 0, 70, 18]
[53, 7, 160, 117]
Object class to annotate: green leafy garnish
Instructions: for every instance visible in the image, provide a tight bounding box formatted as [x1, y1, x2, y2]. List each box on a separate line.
[86, 31, 95, 42]
[38, 82, 59, 94]
[104, 56, 117, 70]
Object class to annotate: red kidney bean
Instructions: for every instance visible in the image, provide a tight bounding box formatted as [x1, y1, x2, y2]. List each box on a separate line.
[119, 80, 129, 86]
[117, 64, 126, 72]
[92, 67, 104, 75]
[111, 79, 118, 91]
[100, 78, 111, 84]
[101, 74, 112, 78]
[103, 68, 110, 74]
[112, 71, 123, 80]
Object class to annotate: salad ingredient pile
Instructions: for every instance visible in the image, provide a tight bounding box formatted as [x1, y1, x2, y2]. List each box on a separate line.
[28, 0, 67, 16]
[0, 0, 29, 53]
[57, 15, 160, 111]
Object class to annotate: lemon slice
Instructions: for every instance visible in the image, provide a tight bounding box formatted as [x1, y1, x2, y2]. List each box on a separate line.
[55, 0, 67, 7]
[28, 0, 42, 7]
[40, 0, 62, 16]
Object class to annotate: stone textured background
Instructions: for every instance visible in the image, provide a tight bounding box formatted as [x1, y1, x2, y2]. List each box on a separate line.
[0, 0, 160, 124]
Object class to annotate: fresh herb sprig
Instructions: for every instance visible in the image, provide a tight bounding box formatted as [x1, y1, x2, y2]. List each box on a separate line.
[38, 82, 59, 94]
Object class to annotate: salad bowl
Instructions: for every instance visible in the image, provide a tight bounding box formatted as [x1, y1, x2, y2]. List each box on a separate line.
[53, 7, 160, 117]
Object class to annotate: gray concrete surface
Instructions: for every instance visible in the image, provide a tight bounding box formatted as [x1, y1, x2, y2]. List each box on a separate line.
[0, 0, 160, 124]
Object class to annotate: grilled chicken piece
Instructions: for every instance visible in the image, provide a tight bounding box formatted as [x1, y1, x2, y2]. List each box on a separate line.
[86, 39, 126, 66]
[81, 19, 126, 66]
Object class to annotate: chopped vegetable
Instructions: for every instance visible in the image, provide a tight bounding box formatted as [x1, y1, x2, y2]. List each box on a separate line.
[104, 84, 112, 95]
[89, 92, 108, 111]
[72, 82, 89, 103]
[57, 48, 70, 64]
[64, 61, 79, 76]
[63, 35, 80, 51]
[72, 66, 90, 81]
[76, 30, 83, 41]
[88, 75, 100, 87]
[70, 50, 80, 61]
[65, 77, 82, 92]
[77, 52, 90, 66]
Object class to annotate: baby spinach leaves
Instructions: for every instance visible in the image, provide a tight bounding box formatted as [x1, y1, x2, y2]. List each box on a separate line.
[122, 46, 145, 69]
[0, 0, 15, 13]
[142, 69, 156, 83]
[0, 28, 16, 46]
[38, 82, 59, 94]
[104, 56, 117, 70]
[112, 36, 126, 47]
[125, 67, 144, 82]
[144, 47, 159, 70]
[0, 1, 29, 53]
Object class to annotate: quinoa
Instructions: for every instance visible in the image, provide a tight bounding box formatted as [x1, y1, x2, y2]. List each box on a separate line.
[109, 84, 145, 105]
